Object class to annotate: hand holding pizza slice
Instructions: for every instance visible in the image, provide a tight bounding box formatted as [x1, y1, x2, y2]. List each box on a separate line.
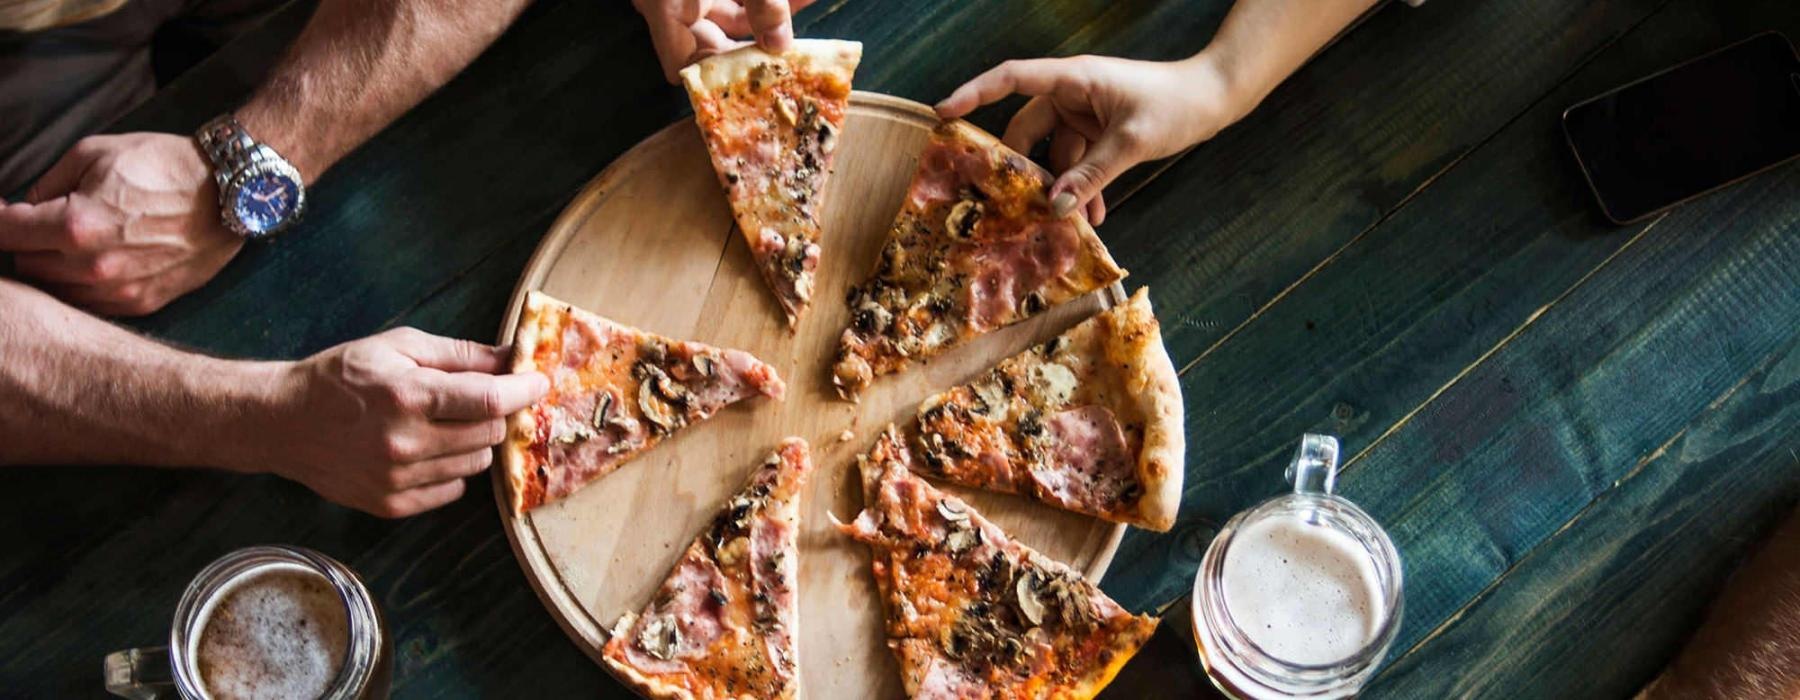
[681, 39, 862, 329]
[833, 120, 1126, 400]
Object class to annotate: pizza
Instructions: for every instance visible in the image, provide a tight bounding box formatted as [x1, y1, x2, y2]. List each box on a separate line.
[602, 438, 812, 700]
[901, 288, 1182, 531]
[681, 39, 863, 328]
[831, 120, 1126, 400]
[502, 291, 786, 513]
[840, 432, 1158, 698]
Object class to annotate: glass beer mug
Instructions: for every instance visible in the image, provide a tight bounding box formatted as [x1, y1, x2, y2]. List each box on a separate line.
[1191, 434, 1404, 699]
[105, 545, 392, 700]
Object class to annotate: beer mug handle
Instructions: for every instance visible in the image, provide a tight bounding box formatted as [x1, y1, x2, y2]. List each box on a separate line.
[1287, 433, 1340, 496]
[103, 647, 175, 699]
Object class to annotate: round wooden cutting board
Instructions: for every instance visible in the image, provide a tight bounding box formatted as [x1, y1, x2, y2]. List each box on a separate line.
[493, 92, 1128, 698]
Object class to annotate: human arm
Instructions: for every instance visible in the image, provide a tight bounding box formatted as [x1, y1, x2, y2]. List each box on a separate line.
[0, 0, 535, 315]
[934, 0, 1381, 224]
[634, 0, 816, 83]
[1638, 507, 1800, 700]
[0, 277, 548, 517]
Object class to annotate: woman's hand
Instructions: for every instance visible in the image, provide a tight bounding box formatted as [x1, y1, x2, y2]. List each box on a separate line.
[634, 0, 817, 83]
[935, 55, 1244, 225]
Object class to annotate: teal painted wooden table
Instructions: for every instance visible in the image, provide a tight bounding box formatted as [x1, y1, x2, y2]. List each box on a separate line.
[5, 0, 1798, 697]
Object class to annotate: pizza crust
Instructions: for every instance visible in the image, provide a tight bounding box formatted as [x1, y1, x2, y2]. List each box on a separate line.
[502, 290, 557, 516]
[601, 656, 695, 700]
[679, 38, 863, 97]
[1107, 288, 1185, 532]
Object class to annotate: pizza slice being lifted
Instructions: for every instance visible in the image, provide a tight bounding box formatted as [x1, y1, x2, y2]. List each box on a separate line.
[903, 288, 1183, 531]
[840, 435, 1158, 698]
[602, 438, 813, 700]
[832, 120, 1126, 400]
[681, 39, 863, 328]
[503, 291, 786, 513]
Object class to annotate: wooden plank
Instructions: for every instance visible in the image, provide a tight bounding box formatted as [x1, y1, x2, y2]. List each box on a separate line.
[1103, 0, 1799, 613]
[1096, 0, 1674, 367]
[1366, 333, 1800, 698]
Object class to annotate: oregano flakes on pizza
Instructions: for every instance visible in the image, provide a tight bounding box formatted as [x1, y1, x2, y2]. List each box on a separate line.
[832, 120, 1126, 400]
[681, 39, 862, 329]
[602, 438, 812, 699]
[502, 291, 786, 513]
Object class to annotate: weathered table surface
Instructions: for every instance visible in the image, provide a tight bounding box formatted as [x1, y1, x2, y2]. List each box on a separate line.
[4, 0, 1797, 697]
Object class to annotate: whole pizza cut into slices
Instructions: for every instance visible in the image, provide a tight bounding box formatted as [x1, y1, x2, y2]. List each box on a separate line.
[681, 39, 863, 328]
[840, 435, 1158, 699]
[901, 288, 1183, 531]
[832, 120, 1126, 400]
[502, 291, 786, 513]
[602, 438, 813, 700]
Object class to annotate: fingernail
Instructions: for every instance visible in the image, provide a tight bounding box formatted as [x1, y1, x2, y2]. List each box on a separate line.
[1051, 192, 1077, 217]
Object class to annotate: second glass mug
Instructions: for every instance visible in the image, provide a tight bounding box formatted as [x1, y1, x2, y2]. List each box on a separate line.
[1192, 434, 1405, 699]
[104, 545, 392, 700]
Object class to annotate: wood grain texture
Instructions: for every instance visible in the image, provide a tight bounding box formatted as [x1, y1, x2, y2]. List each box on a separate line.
[4, 0, 1797, 696]
[1367, 332, 1800, 698]
[492, 94, 1126, 698]
[1102, 0, 1798, 612]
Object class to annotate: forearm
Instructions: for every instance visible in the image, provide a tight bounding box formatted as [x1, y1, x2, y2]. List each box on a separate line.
[1183, 0, 1382, 124]
[236, 0, 534, 181]
[0, 278, 284, 470]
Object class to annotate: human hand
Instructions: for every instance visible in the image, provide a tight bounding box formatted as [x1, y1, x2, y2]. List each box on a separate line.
[0, 133, 241, 316]
[261, 328, 549, 518]
[633, 0, 816, 83]
[935, 55, 1241, 225]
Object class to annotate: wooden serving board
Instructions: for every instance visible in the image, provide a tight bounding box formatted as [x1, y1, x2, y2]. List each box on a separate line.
[493, 92, 1127, 698]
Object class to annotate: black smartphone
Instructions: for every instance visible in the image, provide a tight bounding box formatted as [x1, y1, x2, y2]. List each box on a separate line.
[1563, 32, 1800, 224]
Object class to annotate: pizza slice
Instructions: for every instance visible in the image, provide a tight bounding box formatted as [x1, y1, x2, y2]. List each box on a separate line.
[503, 291, 786, 513]
[602, 438, 813, 700]
[681, 39, 863, 328]
[840, 432, 1158, 698]
[904, 288, 1183, 531]
[832, 120, 1126, 400]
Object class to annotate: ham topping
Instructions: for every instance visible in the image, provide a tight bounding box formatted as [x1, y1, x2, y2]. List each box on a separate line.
[1030, 405, 1136, 511]
[620, 553, 730, 675]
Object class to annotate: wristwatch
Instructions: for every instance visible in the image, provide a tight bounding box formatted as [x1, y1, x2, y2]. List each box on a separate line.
[195, 115, 306, 239]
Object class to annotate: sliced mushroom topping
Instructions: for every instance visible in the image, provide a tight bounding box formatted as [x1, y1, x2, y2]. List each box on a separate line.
[591, 392, 614, 429]
[1016, 574, 1047, 627]
[775, 95, 799, 126]
[1020, 290, 1047, 315]
[653, 369, 693, 407]
[945, 527, 980, 555]
[553, 426, 595, 445]
[946, 199, 983, 240]
[638, 379, 681, 434]
[817, 117, 838, 155]
[637, 614, 681, 661]
[691, 353, 716, 378]
[936, 499, 970, 523]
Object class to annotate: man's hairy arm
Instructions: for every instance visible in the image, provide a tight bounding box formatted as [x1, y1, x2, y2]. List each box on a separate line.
[240, 0, 535, 181]
[0, 277, 282, 467]
[0, 278, 547, 517]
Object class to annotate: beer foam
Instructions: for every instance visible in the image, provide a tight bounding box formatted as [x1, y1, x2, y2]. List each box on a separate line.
[1220, 515, 1385, 666]
[194, 564, 349, 700]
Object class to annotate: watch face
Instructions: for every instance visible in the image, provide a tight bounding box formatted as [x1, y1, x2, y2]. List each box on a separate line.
[231, 170, 302, 236]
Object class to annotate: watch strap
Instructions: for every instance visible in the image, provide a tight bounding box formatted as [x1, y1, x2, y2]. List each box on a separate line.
[196, 115, 257, 191]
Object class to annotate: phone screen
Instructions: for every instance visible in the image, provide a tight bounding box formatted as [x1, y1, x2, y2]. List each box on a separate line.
[1563, 32, 1800, 223]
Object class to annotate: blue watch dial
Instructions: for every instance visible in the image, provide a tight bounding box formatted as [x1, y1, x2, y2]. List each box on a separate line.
[231, 171, 301, 236]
